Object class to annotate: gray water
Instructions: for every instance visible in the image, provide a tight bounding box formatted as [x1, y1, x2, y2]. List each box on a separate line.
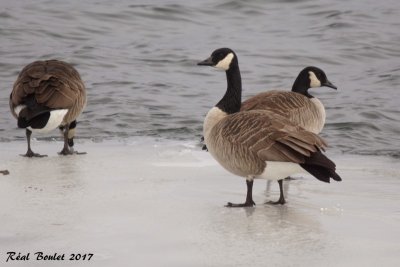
[1, 0, 399, 157]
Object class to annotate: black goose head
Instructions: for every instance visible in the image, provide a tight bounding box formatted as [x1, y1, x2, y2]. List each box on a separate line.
[197, 48, 238, 71]
[198, 48, 242, 114]
[292, 66, 337, 97]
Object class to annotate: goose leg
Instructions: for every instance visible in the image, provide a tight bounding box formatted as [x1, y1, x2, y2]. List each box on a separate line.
[59, 123, 86, 155]
[58, 124, 73, 155]
[226, 180, 256, 207]
[200, 136, 208, 151]
[21, 129, 47, 157]
[267, 179, 286, 205]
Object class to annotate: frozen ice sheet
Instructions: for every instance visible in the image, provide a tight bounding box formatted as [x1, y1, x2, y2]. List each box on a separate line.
[1, 139, 400, 266]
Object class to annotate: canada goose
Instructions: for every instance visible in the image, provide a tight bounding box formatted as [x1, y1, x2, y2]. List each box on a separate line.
[241, 66, 337, 134]
[201, 66, 337, 149]
[9, 60, 87, 157]
[198, 48, 341, 206]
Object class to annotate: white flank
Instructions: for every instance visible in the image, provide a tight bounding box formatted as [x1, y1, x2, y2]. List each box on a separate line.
[259, 161, 306, 181]
[309, 71, 321, 88]
[215, 53, 234, 71]
[203, 107, 227, 145]
[14, 105, 27, 116]
[28, 109, 68, 133]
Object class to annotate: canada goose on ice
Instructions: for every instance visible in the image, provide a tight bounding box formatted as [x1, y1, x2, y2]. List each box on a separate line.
[201, 66, 337, 149]
[0, 170, 10, 175]
[9, 60, 87, 157]
[241, 66, 337, 134]
[198, 48, 341, 206]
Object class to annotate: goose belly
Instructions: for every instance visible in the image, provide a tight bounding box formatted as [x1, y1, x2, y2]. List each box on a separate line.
[28, 109, 68, 133]
[258, 161, 306, 180]
[206, 141, 265, 178]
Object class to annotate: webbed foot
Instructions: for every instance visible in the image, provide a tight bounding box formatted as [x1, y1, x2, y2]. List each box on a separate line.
[21, 150, 47, 158]
[59, 147, 87, 155]
[225, 200, 255, 208]
[266, 197, 286, 205]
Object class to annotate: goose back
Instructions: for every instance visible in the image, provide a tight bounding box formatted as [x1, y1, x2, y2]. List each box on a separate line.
[10, 60, 86, 124]
[240, 90, 325, 134]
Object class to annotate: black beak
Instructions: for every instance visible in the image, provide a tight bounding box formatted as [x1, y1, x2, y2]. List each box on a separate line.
[197, 56, 214, 66]
[323, 80, 337, 90]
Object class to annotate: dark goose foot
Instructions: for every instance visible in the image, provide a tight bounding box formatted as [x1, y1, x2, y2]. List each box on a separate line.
[58, 147, 87, 155]
[225, 200, 256, 208]
[226, 180, 256, 208]
[266, 179, 286, 205]
[266, 197, 286, 205]
[21, 149, 47, 158]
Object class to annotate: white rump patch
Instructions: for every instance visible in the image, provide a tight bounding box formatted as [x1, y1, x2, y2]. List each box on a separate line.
[215, 53, 234, 71]
[309, 71, 321, 88]
[14, 105, 27, 116]
[259, 161, 306, 181]
[28, 109, 68, 133]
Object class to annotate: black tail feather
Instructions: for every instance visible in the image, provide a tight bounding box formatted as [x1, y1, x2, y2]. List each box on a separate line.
[18, 112, 50, 129]
[17, 117, 29, 128]
[331, 171, 342, 182]
[300, 151, 342, 183]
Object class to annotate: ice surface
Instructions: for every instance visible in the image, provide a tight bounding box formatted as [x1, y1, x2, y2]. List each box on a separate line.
[1, 139, 400, 266]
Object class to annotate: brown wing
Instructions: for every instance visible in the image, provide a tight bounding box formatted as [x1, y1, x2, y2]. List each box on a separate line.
[11, 60, 85, 109]
[242, 90, 320, 122]
[241, 90, 312, 114]
[212, 110, 327, 164]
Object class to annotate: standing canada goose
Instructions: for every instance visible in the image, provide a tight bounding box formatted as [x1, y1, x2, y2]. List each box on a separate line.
[241, 66, 337, 134]
[201, 66, 337, 149]
[9, 60, 87, 157]
[240, 67, 337, 195]
[198, 48, 341, 206]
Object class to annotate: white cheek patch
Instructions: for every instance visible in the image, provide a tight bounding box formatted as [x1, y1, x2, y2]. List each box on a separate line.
[309, 71, 321, 88]
[215, 53, 234, 71]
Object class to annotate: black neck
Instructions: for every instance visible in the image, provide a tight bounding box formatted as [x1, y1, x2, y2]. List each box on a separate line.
[292, 76, 313, 98]
[216, 65, 242, 114]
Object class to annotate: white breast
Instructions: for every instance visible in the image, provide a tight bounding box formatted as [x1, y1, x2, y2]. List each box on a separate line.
[28, 109, 68, 133]
[203, 107, 227, 144]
